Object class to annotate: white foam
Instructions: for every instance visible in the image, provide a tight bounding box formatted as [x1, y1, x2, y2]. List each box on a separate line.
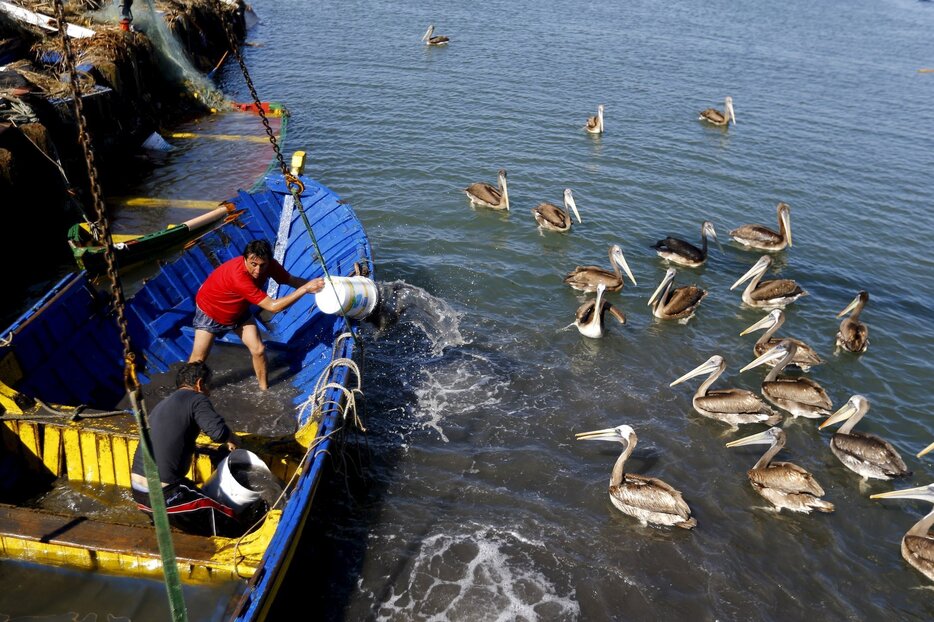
[413, 359, 506, 443]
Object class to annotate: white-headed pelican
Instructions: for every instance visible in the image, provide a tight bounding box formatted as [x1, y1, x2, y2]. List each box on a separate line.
[647, 268, 707, 321]
[464, 169, 509, 210]
[699, 96, 735, 127]
[564, 244, 637, 293]
[651, 220, 721, 268]
[532, 188, 581, 232]
[730, 255, 807, 309]
[726, 427, 834, 514]
[585, 104, 605, 134]
[836, 290, 869, 353]
[819, 395, 910, 481]
[576, 424, 696, 529]
[421, 24, 449, 46]
[730, 202, 792, 252]
[574, 283, 626, 338]
[740, 309, 823, 371]
[671, 354, 780, 428]
[740, 340, 833, 419]
[871, 484, 934, 583]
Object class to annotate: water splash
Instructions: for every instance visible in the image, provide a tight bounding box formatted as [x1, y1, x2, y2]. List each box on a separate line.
[369, 280, 467, 355]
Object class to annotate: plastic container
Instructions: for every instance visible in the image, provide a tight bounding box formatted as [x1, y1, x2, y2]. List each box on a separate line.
[314, 276, 379, 320]
[202, 449, 273, 511]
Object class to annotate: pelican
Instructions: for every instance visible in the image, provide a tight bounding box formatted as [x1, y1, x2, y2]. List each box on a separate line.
[575, 424, 696, 529]
[919, 442, 934, 459]
[532, 188, 581, 232]
[730, 202, 792, 252]
[836, 290, 869, 353]
[464, 169, 509, 210]
[585, 104, 605, 134]
[574, 283, 626, 338]
[871, 484, 934, 583]
[726, 427, 834, 514]
[670, 354, 780, 428]
[564, 244, 637, 293]
[647, 268, 707, 321]
[651, 220, 722, 268]
[740, 309, 823, 371]
[740, 340, 833, 419]
[698, 96, 736, 127]
[730, 255, 806, 309]
[421, 24, 449, 46]
[819, 395, 910, 480]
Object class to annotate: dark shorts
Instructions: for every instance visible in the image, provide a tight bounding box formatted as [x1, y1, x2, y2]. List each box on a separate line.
[192, 305, 255, 337]
[132, 478, 245, 538]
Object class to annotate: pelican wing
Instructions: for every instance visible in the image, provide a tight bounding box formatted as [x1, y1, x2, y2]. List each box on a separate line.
[831, 432, 909, 477]
[756, 338, 823, 367]
[663, 286, 706, 317]
[749, 279, 803, 302]
[699, 108, 727, 124]
[575, 300, 596, 325]
[563, 267, 620, 292]
[616, 475, 692, 518]
[602, 302, 627, 325]
[698, 389, 770, 414]
[465, 182, 502, 205]
[533, 203, 571, 230]
[429, 35, 449, 44]
[651, 237, 703, 263]
[750, 462, 825, 496]
[904, 536, 934, 581]
[730, 224, 781, 245]
[838, 319, 869, 352]
[586, 115, 600, 131]
[763, 378, 832, 409]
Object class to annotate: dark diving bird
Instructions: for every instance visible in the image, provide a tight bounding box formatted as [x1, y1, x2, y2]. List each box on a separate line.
[819, 395, 910, 481]
[585, 104, 605, 134]
[421, 24, 449, 46]
[670, 354, 781, 428]
[575, 424, 696, 529]
[730, 202, 792, 252]
[651, 220, 722, 268]
[871, 483, 934, 584]
[464, 169, 509, 210]
[532, 188, 582, 232]
[564, 244, 637, 293]
[726, 427, 834, 514]
[740, 340, 833, 419]
[730, 254, 807, 309]
[740, 309, 823, 371]
[647, 268, 707, 321]
[699, 96, 736, 127]
[836, 290, 870, 353]
[573, 283, 626, 339]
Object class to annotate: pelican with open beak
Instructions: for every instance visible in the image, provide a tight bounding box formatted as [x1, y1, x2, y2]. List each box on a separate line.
[740, 340, 833, 419]
[532, 188, 582, 232]
[464, 169, 509, 210]
[585, 104, 604, 134]
[819, 395, 910, 480]
[647, 268, 707, 321]
[836, 290, 869, 353]
[730, 255, 806, 309]
[726, 427, 834, 514]
[573, 283, 626, 338]
[871, 484, 934, 583]
[699, 96, 736, 127]
[564, 244, 637, 293]
[651, 220, 722, 268]
[730, 202, 792, 252]
[740, 309, 823, 371]
[671, 355, 780, 428]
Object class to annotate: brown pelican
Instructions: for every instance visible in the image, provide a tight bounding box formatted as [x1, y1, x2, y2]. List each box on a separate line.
[651, 220, 722, 268]
[647, 268, 707, 321]
[836, 290, 869, 353]
[730, 202, 792, 252]
[740, 340, 833, 419]
[740, 309, 823, 371]
[421, 24, 449, 46]
[726, 427, 834, 514]
[532, 188, 581, 232]
[871, 484, 934, 583]
[698, 96, 736, 127]
[670, 354, 781, 428]
[730, 255, 807, 309]
[464, 169, 509, 210]
[585, 104, 605, 134]
[575, 424, 696, 529]
[564, 244, 637, 293]
[573, 283, 626, 339]
[819, 395, 910, 480]
[919, 443, 934, 459]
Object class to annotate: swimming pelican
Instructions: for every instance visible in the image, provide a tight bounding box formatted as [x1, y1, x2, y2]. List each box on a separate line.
[919, 442, 934, 459]
[574, 283, 626, 338]
[651, 220, 722, 268]
[670, 355, 781, 428]
[464, 169, 509, 210]
[730, 202, 792, 252]
[564, 244, 637, 293]
[819, 395, 910, 480]
[726, 427, 834, 514]
[698, 96, 736, 127]
[575, 424, 696, 529]
[836, 290, 870, 353]
[730, 255, 807, 309]
[740, 340, 833, 419]
[871, 484, 934, 583]
[740, 309, 823, 371]
[585, 104, 605, 134]
[532, 188, 581, 232]
[421, 24, 449, 46]
[647, 268, 707, 321]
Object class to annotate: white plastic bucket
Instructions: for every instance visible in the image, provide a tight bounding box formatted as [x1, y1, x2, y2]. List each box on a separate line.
[202, 449, 272, 512]
[315, 276, 379, 320]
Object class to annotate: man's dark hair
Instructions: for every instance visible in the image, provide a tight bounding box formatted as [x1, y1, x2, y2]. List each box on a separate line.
[176, 361, 212, 389]
[243, 239, 273, 261]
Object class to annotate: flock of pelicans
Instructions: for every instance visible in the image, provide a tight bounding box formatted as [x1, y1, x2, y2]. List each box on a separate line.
[450, 73, 934, 583]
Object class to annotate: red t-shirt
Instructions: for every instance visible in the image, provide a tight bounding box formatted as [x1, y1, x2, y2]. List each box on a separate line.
[195, 256, 290, 325]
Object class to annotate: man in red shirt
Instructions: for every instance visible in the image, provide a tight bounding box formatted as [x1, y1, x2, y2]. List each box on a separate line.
[189, 239, 324, 390]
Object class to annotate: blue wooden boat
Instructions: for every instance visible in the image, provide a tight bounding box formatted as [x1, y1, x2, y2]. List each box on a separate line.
[0, 151, 373, 620]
